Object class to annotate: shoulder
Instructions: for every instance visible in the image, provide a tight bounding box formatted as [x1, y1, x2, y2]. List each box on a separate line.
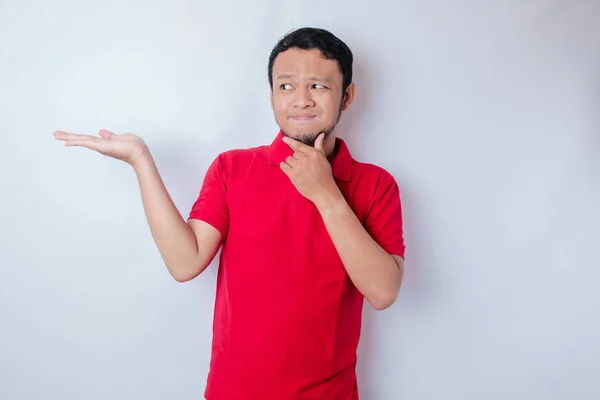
[208, 144, 268, 177]
[216, 144, 264, 161]
[349, 159, 403, 216]
[351, 160, 399, 190]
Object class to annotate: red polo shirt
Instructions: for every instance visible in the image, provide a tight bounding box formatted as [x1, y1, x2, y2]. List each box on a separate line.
[188, 131, 405, 400]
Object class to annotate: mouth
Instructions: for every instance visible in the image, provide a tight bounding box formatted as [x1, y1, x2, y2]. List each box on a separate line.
[289, 114, 317, 122]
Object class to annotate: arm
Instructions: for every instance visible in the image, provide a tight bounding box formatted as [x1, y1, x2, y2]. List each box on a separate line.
[54, 129, 223, 282]
[133, 155, 223, 282]
[280, 133, 406, 310]
[317, 196, 404, 310]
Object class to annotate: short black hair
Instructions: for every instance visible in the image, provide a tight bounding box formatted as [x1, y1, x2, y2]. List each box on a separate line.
[268, 27, 353, 93]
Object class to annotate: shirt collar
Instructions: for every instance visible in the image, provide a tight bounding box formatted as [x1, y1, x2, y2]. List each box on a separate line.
[267, 130, 353, 181]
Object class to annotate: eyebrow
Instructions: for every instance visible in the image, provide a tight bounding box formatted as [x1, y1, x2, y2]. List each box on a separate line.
[275, 74, 333, 84]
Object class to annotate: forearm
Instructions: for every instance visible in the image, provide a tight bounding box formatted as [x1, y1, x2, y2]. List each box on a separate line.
[132, 155, 205, 280]
[318, 195, 403, 310]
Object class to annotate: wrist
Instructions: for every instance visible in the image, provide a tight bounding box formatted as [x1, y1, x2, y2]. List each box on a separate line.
[131, 150, 154, 173]
[315, 188, 347, 215]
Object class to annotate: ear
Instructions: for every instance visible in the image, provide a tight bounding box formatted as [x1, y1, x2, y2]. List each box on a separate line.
[342, 82, 356, 111]
[270, 87, 274, 110]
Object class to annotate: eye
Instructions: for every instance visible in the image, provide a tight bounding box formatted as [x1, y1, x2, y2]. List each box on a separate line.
[280, 83, 293, 90]
[312, 84, 326, 89]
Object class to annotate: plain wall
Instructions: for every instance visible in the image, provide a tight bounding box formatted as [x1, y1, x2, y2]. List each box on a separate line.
[1, 1, 599, 399]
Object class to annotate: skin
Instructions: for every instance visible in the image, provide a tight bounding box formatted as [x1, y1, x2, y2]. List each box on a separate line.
[270, 48, 353, 156]
[52, 46, 404, 310]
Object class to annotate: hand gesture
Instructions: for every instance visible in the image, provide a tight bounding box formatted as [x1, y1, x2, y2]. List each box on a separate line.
[280, 133, 343, 211]
[53, 129, 149, 167]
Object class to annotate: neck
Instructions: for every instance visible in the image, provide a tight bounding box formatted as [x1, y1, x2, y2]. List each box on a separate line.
[324, 137, 338, 160]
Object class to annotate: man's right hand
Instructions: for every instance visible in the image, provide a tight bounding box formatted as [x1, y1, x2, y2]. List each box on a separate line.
[53, 129, 149, 167]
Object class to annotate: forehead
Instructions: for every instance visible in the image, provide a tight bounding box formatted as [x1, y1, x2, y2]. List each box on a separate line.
[272, 48, 342, 82]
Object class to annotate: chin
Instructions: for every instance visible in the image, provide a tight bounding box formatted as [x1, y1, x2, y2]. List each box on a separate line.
[281, 128, 333, 147]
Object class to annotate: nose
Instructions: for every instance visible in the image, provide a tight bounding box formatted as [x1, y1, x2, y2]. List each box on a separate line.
[293, 87, 315, 108]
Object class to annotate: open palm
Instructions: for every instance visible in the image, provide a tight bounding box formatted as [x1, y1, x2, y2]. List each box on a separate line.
[53, 129, 148, 166]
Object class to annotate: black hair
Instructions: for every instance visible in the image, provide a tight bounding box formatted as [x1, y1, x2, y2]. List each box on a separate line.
[268, 27, 353, 93]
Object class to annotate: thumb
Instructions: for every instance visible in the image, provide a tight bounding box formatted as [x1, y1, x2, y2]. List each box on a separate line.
[98, 129, 115, 140]
[314, 132, 325, 152]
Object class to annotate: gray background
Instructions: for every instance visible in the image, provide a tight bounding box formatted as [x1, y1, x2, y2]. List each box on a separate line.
[1, 0, 599, 399]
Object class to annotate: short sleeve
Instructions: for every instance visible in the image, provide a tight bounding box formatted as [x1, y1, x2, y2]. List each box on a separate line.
[363, 173, 406, 259]
[188, 154, 229, 239]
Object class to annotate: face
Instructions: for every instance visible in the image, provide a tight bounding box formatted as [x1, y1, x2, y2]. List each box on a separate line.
[270, 48, 355, 147]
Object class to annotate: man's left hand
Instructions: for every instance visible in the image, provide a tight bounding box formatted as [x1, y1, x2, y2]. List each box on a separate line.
[280, 133, 343, 211]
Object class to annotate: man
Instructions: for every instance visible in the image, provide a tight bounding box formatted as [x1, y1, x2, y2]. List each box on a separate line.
[54, 27, 405, 400]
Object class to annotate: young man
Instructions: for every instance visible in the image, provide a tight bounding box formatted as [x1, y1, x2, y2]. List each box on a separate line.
[54, 27, 405, 400]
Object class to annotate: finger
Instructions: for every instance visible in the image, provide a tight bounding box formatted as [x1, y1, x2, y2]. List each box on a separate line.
[98, 129, 115, 140]
[280, 161, 293, 175]
[53, 130, 72, 139]
[285, 155, 297, 167]
[64, 138, 105, 151]
[314, 133, 325, 153]
[53, 130, 98, 141]
[282, 137, 309, 153]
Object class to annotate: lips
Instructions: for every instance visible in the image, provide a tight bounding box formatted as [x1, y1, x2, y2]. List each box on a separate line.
[289, 114, 317, 121]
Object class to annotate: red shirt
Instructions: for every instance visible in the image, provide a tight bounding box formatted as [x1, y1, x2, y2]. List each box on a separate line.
[189, 131, 405, 400]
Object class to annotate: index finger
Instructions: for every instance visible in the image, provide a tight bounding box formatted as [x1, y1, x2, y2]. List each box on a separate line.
[282, 136, 311, 153]
[53, 130, 97, 141]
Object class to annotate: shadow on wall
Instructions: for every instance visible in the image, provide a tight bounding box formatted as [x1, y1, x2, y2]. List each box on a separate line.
[340, 56, 434, 398]
[335, 59, 369, 151]
[593, 75, 600, 184]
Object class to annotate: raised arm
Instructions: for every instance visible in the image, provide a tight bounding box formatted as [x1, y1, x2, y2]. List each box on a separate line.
[54, 129, 222, 282]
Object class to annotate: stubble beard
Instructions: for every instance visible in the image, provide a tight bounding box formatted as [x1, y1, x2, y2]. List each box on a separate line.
[281, 101, 344, 147]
